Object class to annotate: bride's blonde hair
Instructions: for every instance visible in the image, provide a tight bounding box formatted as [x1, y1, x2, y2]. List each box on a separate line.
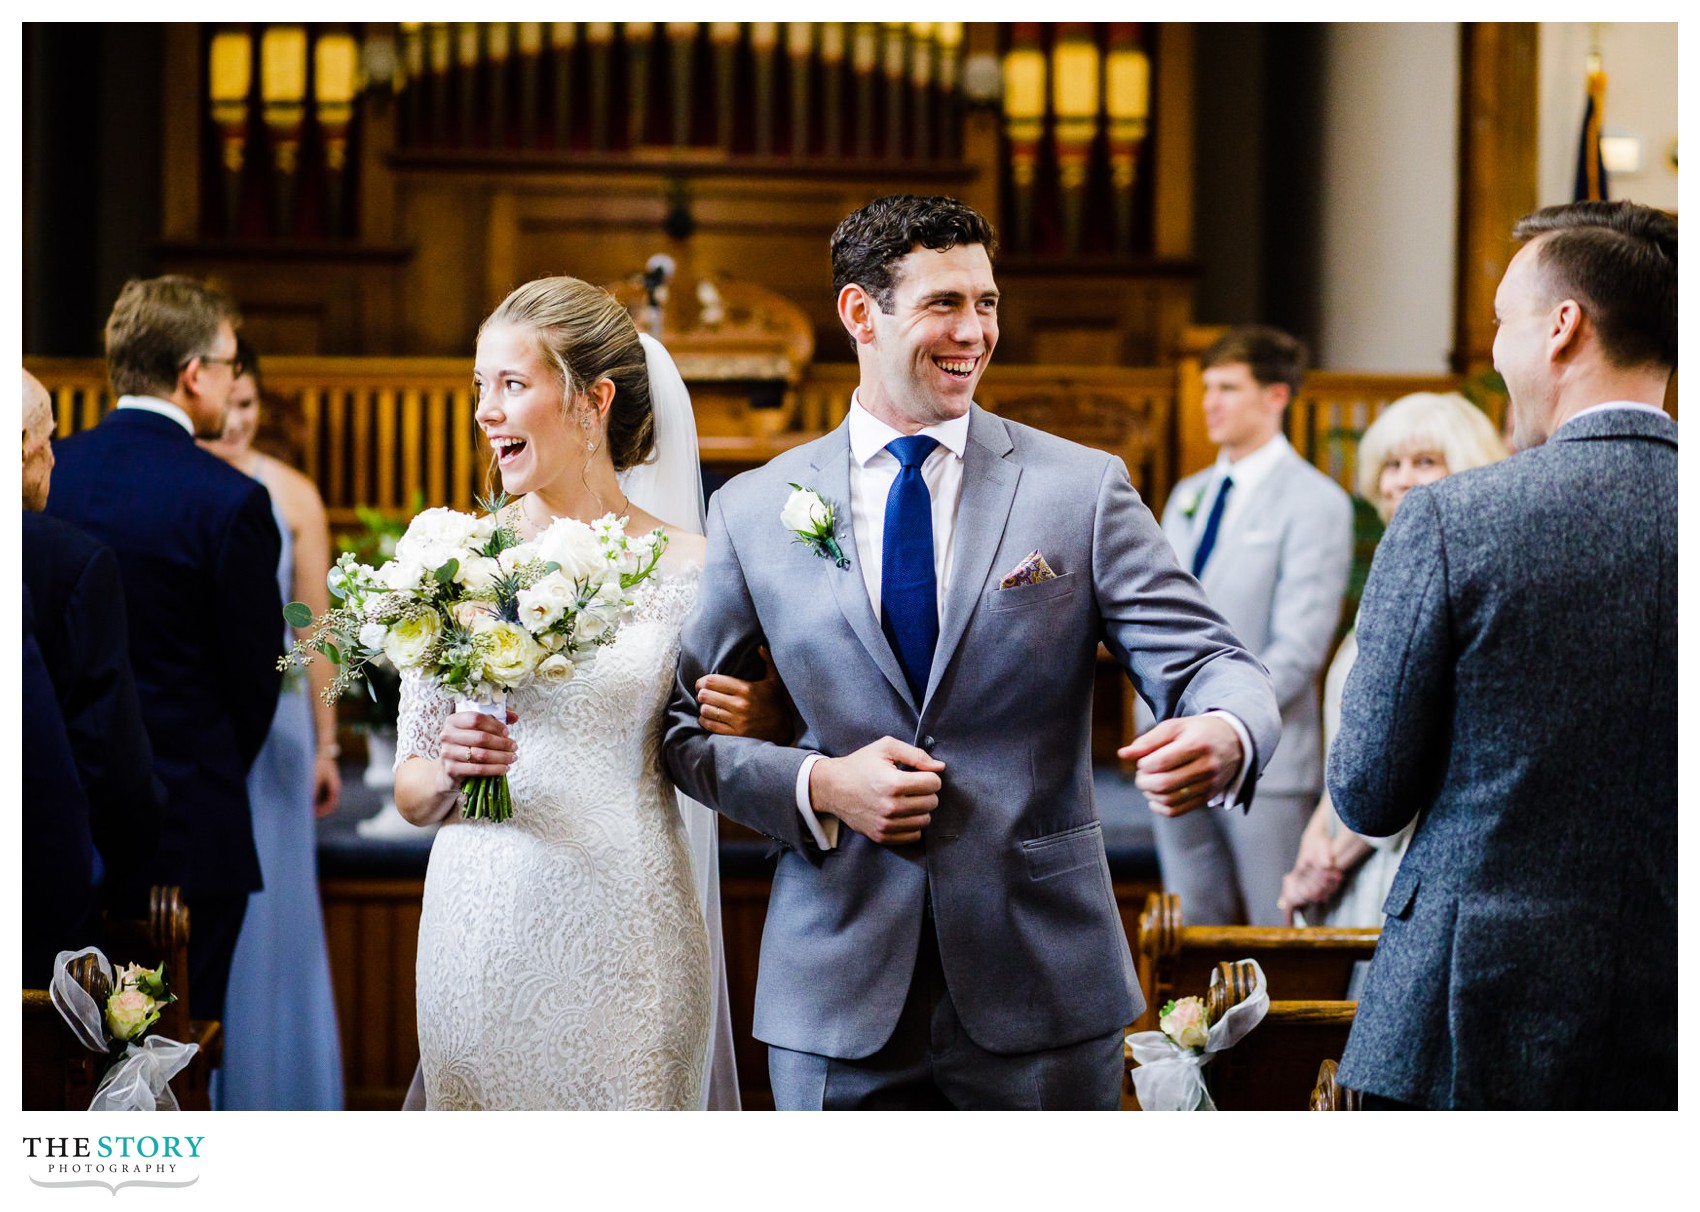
[480, 276, 656, 473]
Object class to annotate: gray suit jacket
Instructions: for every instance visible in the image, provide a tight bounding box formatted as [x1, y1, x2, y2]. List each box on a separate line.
[1329, 408, 1677, 1109]
[663, 406, 1279, 1058]
[1162, 446, 1353, 796]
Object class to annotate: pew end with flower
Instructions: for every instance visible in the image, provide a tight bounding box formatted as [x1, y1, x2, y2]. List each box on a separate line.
[280, 495, 667, 822]
[1125, 959, 1270, 1110]
[49, 949, 194, 1111]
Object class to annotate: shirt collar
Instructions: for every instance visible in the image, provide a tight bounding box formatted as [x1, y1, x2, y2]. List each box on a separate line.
[847, 391, 970, 467]
[1212, 431, 1290, 496]
[1560, 401, 1670, 430]
[116, 394, 196, 436]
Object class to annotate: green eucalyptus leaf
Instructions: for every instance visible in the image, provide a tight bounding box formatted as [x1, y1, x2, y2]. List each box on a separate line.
[434, 558, 459, 584]
[315, 639, 344, 665]
[283, 601, 314, 628]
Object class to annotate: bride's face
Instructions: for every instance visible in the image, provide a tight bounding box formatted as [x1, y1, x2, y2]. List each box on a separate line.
[474, 323, 580, 499]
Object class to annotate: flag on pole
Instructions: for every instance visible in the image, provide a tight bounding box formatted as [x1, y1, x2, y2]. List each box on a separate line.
[1573, 52, 1609, 202]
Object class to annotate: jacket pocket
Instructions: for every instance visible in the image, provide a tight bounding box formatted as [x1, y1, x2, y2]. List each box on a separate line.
[986, 572, 1077, 613]
[1381, 865, 1420, 919]
[1021, 819, 1105, 880]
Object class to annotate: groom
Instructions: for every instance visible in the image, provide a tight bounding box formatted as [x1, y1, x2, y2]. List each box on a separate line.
[664, 195, 1279, 1109]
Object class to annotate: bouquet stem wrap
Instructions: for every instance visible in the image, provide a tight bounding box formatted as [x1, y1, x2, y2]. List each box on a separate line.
[49, 947, 199, 1112]
[1125, 958, 1270, 1111]
[455, 695, 512, 821]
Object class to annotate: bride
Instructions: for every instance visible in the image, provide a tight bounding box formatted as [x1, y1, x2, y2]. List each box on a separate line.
[394, 276, 786, 1109]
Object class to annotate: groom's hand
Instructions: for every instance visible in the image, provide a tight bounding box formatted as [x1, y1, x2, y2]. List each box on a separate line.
[1121, 715, 1243, 817]
[810, 738, 945, 845]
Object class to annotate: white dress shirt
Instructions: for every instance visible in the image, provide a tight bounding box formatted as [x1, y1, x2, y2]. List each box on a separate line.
[794, 395, 970, 849]
[116, 394, 195, 436]
[1195, 431, 1292, 542]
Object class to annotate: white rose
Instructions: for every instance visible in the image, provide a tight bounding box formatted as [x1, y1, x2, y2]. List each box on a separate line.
[380, 558, 426, 592]
[477, 620, 545, 686]
[455, 553, 501, 593]
[381, 611, 442, 669]
[575, 608, 610, 644]
[781, 488, 831, 535]
[358, 622, 388, 652]
[396, 507, 482, 567]
[537, 653, 576, 684]
[535, 517, 604, 582]
[515, 573, 577, 630]
[497, 542, 537, 574]
[594, 580, 624, 604]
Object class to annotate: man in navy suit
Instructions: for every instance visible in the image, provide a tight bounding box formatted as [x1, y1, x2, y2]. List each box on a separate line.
[22, 369, 163, 957]
[46, 277, 284, 1023]
[1329, 201, 1676, 1108]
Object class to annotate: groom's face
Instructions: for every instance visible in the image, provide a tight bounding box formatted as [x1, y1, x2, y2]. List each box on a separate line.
[861, 243, 999, 431]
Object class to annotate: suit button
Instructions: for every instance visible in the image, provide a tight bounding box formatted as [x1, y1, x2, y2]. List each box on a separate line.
[920, 735, 936, 750]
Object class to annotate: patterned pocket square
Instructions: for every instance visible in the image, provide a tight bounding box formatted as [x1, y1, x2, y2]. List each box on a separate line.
[999, 550, 1058, 589]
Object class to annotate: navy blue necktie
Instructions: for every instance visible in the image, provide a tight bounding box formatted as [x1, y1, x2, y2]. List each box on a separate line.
[1190, 474, 1234, 577]
[881, 435, 941, 702]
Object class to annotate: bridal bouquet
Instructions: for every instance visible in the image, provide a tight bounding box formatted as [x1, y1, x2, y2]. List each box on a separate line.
[281, 496, 668, 821]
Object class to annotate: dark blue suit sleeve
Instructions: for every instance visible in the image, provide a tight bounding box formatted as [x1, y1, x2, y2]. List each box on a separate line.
[215, 483, 286, 769]
[1327, 486, 1452, 838]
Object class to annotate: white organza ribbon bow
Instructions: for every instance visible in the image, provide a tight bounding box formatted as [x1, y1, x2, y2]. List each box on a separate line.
[50, 946, 199, 1112]
[1125, 958, 1270, 1111]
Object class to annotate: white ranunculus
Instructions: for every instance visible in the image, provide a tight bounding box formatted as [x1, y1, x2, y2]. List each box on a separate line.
[537, 653, 576, 684]
[477, 620, 544, 686]
[382, 610, 442, 669]
[534, 517, 604, 582]
[781, 487, 831, 536]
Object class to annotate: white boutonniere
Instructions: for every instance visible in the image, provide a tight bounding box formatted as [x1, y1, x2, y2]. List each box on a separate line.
[781, 484, 850, 569]
[1178, 487, 1204, 521]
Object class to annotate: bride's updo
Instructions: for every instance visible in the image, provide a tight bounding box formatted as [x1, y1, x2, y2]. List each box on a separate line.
[480, 276, 655, 472]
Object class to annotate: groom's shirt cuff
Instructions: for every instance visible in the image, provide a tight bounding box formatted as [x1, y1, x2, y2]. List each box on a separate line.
[1205, 709, 1253, 811]
[794, 753, 839, 850]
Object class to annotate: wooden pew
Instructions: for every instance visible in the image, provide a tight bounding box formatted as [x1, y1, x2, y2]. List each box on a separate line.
[1124, 958, 1358, 1110]
[1132, 891, 1378, 1032]
[22, 887, 224, 1111]
[1309, 1058, 1362, 1110]
[22, 952, 110, 1111]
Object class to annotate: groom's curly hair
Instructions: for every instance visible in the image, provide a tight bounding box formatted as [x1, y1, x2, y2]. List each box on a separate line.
[831, 195, 998, 315]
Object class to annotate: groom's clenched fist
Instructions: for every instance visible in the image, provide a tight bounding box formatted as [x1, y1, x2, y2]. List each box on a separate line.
[810, 737, 946, 845]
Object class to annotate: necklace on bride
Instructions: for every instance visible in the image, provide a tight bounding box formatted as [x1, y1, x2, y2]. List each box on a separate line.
[519, 489, 631, 535]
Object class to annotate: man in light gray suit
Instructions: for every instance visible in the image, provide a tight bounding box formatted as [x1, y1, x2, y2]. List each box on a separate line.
[663, 196, 1279, 1110]
[1150, 327, 1353, 925]
[1330, 200, 1676, 1109]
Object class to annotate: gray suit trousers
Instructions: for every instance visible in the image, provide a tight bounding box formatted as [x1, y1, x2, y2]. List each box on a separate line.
[1150, 791, 1313, 926]
[768, 903, 1124, 1110]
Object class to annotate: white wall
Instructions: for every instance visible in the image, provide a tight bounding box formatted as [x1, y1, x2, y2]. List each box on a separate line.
[1538, 23, 1678, 212]
[1315, 24, 1460, 373]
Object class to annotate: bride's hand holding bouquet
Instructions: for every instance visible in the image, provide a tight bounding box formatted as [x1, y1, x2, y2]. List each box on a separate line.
[281, 494, 667, 821]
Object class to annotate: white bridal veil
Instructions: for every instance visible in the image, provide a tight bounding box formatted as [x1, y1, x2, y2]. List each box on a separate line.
[621, 332, 740, 1111]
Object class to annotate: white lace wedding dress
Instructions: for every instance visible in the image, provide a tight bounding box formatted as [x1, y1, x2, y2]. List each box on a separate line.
[397, 561, 710, 1109]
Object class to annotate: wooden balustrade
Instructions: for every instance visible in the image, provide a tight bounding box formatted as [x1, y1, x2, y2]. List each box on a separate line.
[26, 355, 1517, 532]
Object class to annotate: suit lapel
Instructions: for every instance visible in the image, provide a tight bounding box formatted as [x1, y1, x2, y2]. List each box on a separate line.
[809, 424, 918, 712]
[924, 407, 1019, 708]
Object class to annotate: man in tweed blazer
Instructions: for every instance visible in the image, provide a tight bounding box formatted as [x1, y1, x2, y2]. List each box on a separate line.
[1152, 327, 1353, 925]
[1329, 200, 1676, 1109]
[664, 196, 1279, 1109]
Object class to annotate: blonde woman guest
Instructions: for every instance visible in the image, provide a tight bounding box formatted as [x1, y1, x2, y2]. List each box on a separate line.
[201, 340, 345, 1108]
[1277, 393, 1508, 928]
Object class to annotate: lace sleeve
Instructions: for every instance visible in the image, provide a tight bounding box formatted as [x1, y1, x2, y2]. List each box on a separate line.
[395, 668, 454, 771]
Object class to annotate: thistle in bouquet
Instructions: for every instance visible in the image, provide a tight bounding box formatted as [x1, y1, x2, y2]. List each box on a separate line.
[280, 493, 669, 822]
